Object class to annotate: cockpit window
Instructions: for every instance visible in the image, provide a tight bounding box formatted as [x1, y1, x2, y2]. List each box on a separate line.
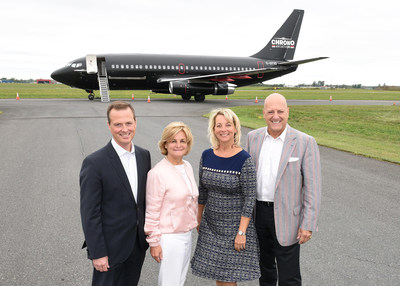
[68, 62, 83, 68]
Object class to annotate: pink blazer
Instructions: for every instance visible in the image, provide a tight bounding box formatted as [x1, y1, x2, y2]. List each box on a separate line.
[246, 125, 322, 246]
[144, 158, 198, 247]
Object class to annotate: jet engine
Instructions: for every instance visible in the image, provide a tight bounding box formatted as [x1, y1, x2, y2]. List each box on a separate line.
[169, 81, 236, 96]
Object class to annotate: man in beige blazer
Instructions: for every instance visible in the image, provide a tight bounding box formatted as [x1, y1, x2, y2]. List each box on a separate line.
[246, 93, 321, 286]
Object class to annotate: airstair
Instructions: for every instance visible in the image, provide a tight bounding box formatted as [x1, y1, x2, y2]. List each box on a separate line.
[86, 55, 110, 102]
[98, 74, 110, 102]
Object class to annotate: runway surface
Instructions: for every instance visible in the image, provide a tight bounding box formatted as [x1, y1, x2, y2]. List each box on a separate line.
[0, 98, 399, 285]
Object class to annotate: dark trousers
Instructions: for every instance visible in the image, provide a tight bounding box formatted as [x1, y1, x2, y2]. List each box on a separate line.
[92, 238, 146, 286]
[255, 201, 301, 286]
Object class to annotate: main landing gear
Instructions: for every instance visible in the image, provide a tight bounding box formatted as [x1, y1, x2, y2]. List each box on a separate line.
[180, 94, 206, 102]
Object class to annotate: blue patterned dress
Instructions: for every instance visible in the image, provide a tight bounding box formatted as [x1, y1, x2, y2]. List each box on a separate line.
[191, 149, 260, 282]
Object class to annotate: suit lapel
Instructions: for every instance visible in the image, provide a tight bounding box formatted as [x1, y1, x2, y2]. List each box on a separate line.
[275, 125, 297, 188]
[134, 146, 144, 206]
[253, 127, 267, 170]
[106, 142, 137, 205]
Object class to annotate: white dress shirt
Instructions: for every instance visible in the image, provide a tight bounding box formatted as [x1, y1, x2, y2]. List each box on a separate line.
[111, 138, 138, 202]
[256, 126, 287, 202]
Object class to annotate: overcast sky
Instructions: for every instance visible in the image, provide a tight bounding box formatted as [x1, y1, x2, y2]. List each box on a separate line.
[1, 0, 399, 86]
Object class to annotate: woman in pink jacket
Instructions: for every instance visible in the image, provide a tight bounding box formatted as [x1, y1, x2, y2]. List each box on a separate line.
[144, 121, 198, 286]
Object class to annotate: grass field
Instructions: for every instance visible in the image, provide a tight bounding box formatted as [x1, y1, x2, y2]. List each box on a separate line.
[1, 83, 400, 101]
[1, 83, 399, 163]
[230, 105, 400, 164]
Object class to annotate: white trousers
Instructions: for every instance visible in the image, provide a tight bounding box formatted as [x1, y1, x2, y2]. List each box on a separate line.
[158, 231, 192, 286]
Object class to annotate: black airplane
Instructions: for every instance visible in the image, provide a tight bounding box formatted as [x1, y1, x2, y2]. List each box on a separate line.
[51, 9, 327, 102]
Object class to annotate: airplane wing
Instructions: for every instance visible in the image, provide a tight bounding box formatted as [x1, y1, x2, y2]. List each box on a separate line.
[156, 67, 280, 83]
[157, 57, 328, 83]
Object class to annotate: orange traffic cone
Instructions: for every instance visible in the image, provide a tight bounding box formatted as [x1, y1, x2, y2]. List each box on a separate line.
[255, 96, 258, 103]
[132, 93, 134, 100]
[329, 95, 332, 101]
[225, 95, 228, 100]
[147, 95, 151, 103]
[16, 93, 20, 100]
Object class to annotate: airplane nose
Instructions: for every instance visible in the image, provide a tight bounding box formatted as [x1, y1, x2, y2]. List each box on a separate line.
[51, 67, 70, 84]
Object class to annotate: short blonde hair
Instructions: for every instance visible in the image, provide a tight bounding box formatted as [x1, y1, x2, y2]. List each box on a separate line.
[158, 121, 193, 155]
[208, 108, 241, 149]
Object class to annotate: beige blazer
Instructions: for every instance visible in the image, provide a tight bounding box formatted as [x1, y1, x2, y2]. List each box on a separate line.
[246, 125, 322, 246]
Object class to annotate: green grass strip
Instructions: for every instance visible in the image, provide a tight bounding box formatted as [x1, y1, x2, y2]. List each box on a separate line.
[230, 105, 400, 164]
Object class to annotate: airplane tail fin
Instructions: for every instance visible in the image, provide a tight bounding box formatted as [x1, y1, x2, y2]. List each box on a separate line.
[251, 9, 304, 61]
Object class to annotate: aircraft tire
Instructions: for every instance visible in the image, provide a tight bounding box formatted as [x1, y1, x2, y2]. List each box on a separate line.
[88, 94, 95, 100]
[194, 95, 205, 102]
[181, 95, 191, 101]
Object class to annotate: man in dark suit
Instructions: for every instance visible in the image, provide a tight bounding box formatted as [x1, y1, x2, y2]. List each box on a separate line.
[80, 101, 151, 286]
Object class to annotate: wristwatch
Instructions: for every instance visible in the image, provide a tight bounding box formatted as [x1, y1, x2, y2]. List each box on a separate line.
[238, 230, 246, 236]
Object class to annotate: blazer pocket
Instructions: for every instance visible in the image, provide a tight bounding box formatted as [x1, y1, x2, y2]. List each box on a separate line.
[293, 206, 301, 216]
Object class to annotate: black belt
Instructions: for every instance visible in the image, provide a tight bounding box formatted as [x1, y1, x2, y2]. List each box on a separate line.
[257, 200, 274, 207]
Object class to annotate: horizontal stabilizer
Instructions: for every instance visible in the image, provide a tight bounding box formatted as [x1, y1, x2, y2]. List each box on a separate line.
[280, 57, 329, 66]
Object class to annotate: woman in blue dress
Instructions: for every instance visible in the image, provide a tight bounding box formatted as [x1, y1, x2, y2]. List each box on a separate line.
[191, 108, 260, 286]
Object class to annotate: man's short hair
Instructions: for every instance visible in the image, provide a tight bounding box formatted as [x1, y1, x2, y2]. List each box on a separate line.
[107, 101, 136, 123]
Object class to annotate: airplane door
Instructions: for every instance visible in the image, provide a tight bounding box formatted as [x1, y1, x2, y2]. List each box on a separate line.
[257, 61, 264, 78]
[86, 55, 98, 74]
[99, 60, 107, 76]
[179, 63, 185, 75]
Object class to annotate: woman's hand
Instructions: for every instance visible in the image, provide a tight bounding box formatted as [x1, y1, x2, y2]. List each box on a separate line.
[234, 233, 246, 252]
[150, 245, 163, 263]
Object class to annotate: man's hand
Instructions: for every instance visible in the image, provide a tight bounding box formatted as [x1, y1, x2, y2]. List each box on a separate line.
[93, 256, 109, 272]
[297, 228, 312, 244]
[150, 245, 163, 263]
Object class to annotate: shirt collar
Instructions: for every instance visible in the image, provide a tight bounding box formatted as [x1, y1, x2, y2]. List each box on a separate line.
[111, 138, 135, 157]
[264, 125, 288, 142]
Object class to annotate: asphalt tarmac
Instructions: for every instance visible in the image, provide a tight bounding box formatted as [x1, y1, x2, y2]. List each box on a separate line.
[0, 98, 399, 285]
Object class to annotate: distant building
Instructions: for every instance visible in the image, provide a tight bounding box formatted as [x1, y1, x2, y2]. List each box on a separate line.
[36, 79, 54, 84]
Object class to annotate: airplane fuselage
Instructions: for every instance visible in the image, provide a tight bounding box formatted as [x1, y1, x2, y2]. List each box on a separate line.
[57, 54, 297, 91]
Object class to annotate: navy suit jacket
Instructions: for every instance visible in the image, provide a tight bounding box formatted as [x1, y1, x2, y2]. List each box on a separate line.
[80, 141, 151, 265]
